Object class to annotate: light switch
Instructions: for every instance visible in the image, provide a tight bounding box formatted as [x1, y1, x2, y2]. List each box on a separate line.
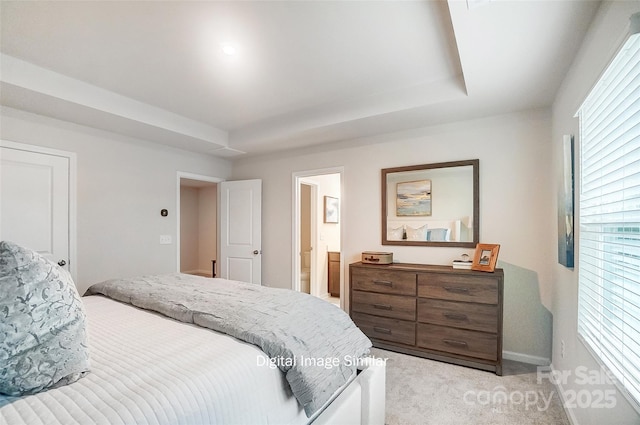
[159, 235, 172, 244]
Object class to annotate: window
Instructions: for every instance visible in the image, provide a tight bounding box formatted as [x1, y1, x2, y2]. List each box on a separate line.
[578, 26, 640, 409]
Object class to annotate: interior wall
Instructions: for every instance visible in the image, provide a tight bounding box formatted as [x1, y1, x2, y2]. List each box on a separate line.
[197, 185, 217, 273]
[551, 1, 640, 424]
[0, 106, 232, 294]
[232, 108, 553, 362]
[180, 186, 199, 273]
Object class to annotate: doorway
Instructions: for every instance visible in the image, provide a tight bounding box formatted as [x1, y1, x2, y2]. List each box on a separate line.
[0, 141, 77, 280]
[293, 168, 343, 308]
[177, 173, 263, 284]
[299, 182, 316, 295]
[177, 173, 221, 278]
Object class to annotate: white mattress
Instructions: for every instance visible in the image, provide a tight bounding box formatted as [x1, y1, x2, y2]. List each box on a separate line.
[0, 296, 310, 425]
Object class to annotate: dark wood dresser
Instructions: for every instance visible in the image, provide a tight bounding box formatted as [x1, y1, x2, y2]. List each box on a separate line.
[349, 261, 503, 375]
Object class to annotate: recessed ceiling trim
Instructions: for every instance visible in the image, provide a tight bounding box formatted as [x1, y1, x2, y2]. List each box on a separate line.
[0, 53, 228, 148]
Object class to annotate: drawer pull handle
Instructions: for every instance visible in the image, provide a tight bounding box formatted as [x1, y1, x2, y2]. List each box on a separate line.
[373, 280, 393, 287]
[443, 313, 468, 321]
[373, 326, 392, 334]
[443, 339, 468, 348]
[373, 304, 393, 310]
[444, 286, 469, 294]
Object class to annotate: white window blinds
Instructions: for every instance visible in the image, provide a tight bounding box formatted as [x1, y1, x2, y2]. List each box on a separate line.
[578, 31, 640, 407]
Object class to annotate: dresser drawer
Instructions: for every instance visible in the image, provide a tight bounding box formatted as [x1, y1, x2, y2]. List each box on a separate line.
[352, 290, 416, 321]
[352, 312, 416, 346]
[351, 268, 416, 296]
[417, 323, 497, 361]
[417, 298, 497, 333]
[417, 273, 498, 304]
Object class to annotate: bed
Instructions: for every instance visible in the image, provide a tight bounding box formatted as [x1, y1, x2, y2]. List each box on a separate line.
[0, 242, 385, 425]
[387, 218, 471, 242]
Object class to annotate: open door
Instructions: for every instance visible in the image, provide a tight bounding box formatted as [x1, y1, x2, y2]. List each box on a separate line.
[0, 143, 73, 276]
[219, 179, 262, 284]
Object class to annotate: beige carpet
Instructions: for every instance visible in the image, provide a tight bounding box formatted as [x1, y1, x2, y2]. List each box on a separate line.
[373, 348, 570, 425]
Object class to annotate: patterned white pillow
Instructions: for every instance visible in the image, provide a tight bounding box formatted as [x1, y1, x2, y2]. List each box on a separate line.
[0, 241, 90, 395]
[406, 225, 428, 241]
[387, 226, 404, 240]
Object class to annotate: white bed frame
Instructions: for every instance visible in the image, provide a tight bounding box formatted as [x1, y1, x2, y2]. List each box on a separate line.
[312, 357, 386, 424]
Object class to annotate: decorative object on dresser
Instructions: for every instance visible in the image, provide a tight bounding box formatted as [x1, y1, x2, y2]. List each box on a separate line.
[328, 251, 341, 297]
[452, 253, 472, 269]
[349, 261, 503, 375]
[362, 251, 393, 265]
[471, 243, 501, 272]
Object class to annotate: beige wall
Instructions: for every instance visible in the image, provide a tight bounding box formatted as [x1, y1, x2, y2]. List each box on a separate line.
[197, 185, 217, 272]
[0, 106, 231, 294]
[180, 186, 200, 272]
[232, 108, 554, 362]
[180, 185, 218, 274]
[551, 2, 640, 424]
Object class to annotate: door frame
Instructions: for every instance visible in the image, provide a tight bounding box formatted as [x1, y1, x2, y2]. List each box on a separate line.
[175, 171, 224, 273]
[298, 180, 318, 295]
[0, 140, 77, 281]
[292, 167, 345, 307]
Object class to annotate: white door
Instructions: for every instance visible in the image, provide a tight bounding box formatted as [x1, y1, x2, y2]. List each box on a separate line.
[219, 179, 262, 284]
[0, 145, 70, 270]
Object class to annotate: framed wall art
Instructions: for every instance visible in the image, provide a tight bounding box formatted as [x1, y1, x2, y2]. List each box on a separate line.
[324, 196, 339, 223]
[558, 134, 574, 268]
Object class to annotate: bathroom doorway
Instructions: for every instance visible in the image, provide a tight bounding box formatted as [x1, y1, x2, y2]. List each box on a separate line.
[293, 169, 343, 308]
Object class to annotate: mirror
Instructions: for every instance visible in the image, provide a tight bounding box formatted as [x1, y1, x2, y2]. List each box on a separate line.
[381, 159, 479, 248]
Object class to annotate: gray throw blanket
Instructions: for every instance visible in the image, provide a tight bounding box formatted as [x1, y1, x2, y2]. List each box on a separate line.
[85, 273, 372, 416]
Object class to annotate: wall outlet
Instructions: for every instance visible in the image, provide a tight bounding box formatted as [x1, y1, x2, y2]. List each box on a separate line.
[561, 339, 566, 359]
[159, 235, 172, 245]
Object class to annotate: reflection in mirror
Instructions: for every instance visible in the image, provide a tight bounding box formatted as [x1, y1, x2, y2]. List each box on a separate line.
[381, 159, 479, 248]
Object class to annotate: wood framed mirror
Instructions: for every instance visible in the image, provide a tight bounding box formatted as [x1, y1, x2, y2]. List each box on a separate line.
[381, 159, 479, 248]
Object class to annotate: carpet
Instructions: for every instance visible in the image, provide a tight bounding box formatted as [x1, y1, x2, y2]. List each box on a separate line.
[373, 348, 570, 425]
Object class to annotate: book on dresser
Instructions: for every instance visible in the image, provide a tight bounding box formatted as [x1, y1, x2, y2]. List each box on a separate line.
[349, 261, 503, 375]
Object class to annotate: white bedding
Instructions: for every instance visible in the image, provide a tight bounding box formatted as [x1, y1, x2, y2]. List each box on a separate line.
[0, 296, 311, 425]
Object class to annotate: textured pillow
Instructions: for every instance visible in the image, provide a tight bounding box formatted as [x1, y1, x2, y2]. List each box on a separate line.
[0, 241, 90, 395]
[428, 228, 450, 241]
[406, 225, 428, 241]
[387, 226, 404, 240]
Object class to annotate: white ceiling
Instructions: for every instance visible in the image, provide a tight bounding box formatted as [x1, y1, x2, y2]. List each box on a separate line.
[0, 1, 600, 158]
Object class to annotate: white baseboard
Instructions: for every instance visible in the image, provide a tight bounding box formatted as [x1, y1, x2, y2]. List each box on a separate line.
[549, 363, 578, 425]
[502, 350, 550, 366]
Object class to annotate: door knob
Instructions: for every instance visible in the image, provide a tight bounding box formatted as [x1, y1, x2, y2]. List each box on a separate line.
[58, 260, 67, 266]
[253, 250, 260, 255]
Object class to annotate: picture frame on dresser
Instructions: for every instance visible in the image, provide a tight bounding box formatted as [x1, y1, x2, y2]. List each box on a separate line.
[471, 243, 500, 272]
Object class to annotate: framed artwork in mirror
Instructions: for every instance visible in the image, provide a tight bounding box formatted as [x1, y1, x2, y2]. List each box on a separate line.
[396, 180, 431, 216]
